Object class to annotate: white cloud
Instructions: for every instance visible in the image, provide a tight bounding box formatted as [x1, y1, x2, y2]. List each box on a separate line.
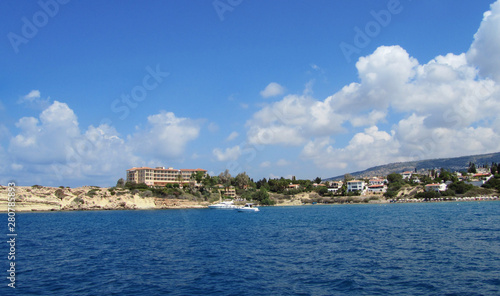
[301, 126, 401, 171]
[130, 111, 201, 159]
[260, 161, 271, 168]
[260, 82, 285, 98]
[5, 101, 141, 186]
[276, 159, 289, 166]
[22, 90, 41, 101]
[226, 131, 239, 142]
[467, 0, 500, 82]
[17, 90, 50, 109]
[310, 64, 320, 71]
[9, 101, 79, 164]
[253, 3, 500, 175]
[208, 122, 219, 133]
[213, 145, 241, 161]
[0, 124, 9, 141]
[246, 92, 345, 146]
[4, 102, 201, 186]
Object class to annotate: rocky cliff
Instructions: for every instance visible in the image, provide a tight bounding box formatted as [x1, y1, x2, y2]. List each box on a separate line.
[0, 185, 209, 212]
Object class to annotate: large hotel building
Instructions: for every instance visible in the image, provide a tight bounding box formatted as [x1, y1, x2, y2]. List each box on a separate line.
[126, 167, 207, 187]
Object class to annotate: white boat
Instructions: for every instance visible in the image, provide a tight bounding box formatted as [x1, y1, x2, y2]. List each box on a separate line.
[208, 200, 237, 209]
[236, 203, 259, 212]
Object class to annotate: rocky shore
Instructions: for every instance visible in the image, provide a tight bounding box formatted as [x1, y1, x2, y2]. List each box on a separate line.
[1, 185, 497, 213]
[0, 185, 209, 212]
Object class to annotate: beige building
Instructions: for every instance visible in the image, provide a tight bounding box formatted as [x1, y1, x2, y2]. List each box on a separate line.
[126, 167, 207, 187]
[216, 185, 236, 198]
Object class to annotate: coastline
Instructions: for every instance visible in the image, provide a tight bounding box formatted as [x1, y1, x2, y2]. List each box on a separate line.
[1, 185, 497, 213]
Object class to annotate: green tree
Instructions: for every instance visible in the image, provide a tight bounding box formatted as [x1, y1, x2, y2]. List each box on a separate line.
[439, 169, 457, 182]
[448, 181, 474, 194]
[387, 173, 403, 184]
[313, 177, 322, 184]
[235, 172, 251, 189]
[252, 188, 275, 205]
[315, 186, 329, 196]
[482, 175, 500, 192]
[491, 163, 498, 175]
[344, 174, 354, 182]
[116, 178, 125, 188]
[468, 163, 477, 174]
[218, 169, 232, 187]
[385, 173, 405, 198]
[176, 172, 184, 186]
[256, 178, 269, 190]
[192, 171, 205, 183]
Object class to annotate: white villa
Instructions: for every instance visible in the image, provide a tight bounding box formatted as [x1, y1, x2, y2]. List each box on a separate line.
[401, 171, 413, 180]
[367, 184, 387, 194]
[347, 180, 366, 193]
[369, 178, 386, 186]
[327, 181, 343, 193]
[465, 173, 493, 187]
[425, 183, 447, 192]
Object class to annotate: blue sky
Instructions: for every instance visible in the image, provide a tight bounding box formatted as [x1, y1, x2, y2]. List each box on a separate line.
[1, 0, 500, 187]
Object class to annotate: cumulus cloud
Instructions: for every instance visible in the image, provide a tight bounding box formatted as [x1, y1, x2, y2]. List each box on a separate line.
[5, 101, 140, 186]
[467, 0, 500, 82]
[260, 82, 285, 98]
[260, 161, 271, 168]
[130, 111, 201, 159]
[246, 92, 345, 146]
[9, 101, 79, 164]
[249, 2, 500, 174]
[17, 90, 50, 109]
[301, 126, 401, 170]
[5, 102, 199, 186]
[213, 145, 241, 161]
[226, 131, 239, 142]
[0, 124, 9, 141]
[21, 90, 41, 101]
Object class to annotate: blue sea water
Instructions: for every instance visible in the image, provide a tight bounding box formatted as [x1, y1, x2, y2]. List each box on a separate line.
[2, 202, 500, 295]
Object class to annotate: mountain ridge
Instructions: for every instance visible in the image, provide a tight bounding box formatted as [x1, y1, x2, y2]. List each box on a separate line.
[324, 152, 500, 181]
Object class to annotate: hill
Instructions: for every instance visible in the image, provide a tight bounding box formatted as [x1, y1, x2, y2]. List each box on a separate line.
[324, 152, 500, 181]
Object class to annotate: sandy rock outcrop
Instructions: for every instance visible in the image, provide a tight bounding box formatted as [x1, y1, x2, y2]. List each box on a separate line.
[0, 185, 207, 212]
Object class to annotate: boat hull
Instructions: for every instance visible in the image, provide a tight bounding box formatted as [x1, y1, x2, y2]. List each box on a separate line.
[208, 201, 237, 209]
[208, 205, 236, 209]
[236, 207, 259, 212]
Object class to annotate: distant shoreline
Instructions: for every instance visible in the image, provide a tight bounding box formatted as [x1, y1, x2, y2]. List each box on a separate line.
[1, 185, 498, 213]
[2, 194, 498, 214]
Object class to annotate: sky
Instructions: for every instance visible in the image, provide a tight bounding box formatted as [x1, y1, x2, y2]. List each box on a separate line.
[1, 0, 500, 187]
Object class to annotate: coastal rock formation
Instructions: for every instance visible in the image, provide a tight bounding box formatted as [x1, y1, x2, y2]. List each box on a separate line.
[0, 186, 208, 212]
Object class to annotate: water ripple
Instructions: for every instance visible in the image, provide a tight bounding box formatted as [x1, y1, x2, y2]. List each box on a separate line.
[6, 202, 500, 295]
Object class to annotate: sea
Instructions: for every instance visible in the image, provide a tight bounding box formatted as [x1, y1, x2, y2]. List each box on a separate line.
[2, 202, 500, 295]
